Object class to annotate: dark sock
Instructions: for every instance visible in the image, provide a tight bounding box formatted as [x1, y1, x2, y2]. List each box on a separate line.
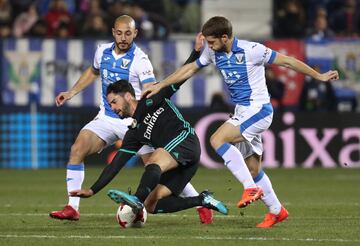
[134, 164, 161, 202]
[153, 195, 202, 213]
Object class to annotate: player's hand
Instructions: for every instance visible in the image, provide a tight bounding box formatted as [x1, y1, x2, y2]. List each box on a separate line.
[69, 189, 94, 198]
[55, 91, 74, 107]
[141, 82, 163, 98]
[194, 32, 205, 52]
[317, 70, 339, 82]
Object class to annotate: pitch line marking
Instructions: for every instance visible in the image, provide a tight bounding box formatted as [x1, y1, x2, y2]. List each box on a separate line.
[0, 234, 359, 243]
[0, 213, 249, 218]
[0, 213, 360, 220]
[3, 201, 360, 208]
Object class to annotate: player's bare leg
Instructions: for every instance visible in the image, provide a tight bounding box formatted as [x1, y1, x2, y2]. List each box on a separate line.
[144, 184, 173, 213]
[49, 129, 106, 220]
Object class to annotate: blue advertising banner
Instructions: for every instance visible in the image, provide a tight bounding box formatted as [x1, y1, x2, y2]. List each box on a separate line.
[1, 107, 359, 169]
[0, 38, 224, 108]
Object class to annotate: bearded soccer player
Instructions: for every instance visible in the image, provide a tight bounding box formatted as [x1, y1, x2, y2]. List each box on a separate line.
[70, 78, 228, 218]
[143, 16, 339, 228]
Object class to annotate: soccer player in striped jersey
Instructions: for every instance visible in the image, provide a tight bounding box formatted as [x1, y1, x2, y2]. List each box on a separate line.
[50, 15, 212, 223]
[143, 16, 339, 228]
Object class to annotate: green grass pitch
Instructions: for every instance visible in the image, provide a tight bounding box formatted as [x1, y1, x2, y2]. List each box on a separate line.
[0, 167, 359, 246]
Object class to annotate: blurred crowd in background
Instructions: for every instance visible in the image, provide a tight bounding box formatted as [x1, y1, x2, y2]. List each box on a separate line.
[273, 0, 360, 39]
[0, 0, 359, 39]
[0, 0, 201, 39]
[0, 0, 359, 112]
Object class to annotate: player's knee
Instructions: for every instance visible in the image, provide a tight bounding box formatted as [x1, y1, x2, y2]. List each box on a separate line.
[249, 167, 259, 178]
[70, 142, 86, 159]
[210, 133, 223, 149]
[145, 148, 164, 164]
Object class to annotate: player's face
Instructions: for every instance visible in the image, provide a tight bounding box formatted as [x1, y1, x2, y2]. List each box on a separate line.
[205, 36, 227, 52]
[107, 92, 132, 118]
[112, 22, 138, 53]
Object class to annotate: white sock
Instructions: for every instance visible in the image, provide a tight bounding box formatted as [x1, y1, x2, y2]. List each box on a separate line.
[216, 143, 256, 189]
[66, 163, 85, 211]
[254, 170, 282, 215]
[180, 182, 199, 197]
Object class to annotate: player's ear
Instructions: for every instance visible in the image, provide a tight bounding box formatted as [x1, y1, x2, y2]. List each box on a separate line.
[124, 92, 133, 101]
[112, 27, 116, 38]
[133, 28, 138, 38]
[221, 34, 229, 43]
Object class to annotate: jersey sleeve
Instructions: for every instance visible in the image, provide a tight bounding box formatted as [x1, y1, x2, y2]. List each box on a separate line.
[156, 84, 179, 100]
[92, 44, 102, 73]
[195, 44, 212, 68]
[134, 55, 156, 84]
[249, 42, 277, 65]
[153, 49, 201, 99]
[90, 131, 141, 194]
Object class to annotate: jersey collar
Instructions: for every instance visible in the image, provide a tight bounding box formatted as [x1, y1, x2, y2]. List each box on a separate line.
[231, 37, 242, 53]
[111, 42, 137, 54]
[132, 98, 144, 124]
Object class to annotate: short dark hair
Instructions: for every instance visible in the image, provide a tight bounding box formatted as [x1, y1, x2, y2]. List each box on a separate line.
[201, 16, 232, 38]
[106, 80, 135, 97]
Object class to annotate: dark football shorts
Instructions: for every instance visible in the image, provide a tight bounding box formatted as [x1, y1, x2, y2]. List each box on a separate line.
[160, 132, 200, 195]
[159, 161, 198, 196]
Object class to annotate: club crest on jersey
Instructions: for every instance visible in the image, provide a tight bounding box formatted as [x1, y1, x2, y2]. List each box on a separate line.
[146, 99, 153, 107]
[121, 59, 130, 69]
[235, 53, 244, 64]
[129, 119, 137, 129]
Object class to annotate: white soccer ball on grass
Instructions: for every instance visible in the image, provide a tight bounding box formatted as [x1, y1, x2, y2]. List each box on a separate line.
[116, 204, 147, 228]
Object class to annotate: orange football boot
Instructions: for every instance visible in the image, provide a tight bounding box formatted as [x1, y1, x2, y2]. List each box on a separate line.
[237, 187, 263, 208]
[256, 206, 289, 228]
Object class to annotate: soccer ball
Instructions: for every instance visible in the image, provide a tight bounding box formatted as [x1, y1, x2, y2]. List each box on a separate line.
[116, 204, 147, 228]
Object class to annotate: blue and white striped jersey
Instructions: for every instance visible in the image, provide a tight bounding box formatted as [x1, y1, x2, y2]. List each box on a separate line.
[93, 42, 156, 118]
[196, 37, 277, 106]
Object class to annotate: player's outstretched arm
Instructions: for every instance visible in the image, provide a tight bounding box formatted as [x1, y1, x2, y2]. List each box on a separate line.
[142, 33, 204, 98]
[70, 149, 135, 198]
[69, 189, 94, 198]
[272, 53, 339, 82]
[143, 62, 199, 98]
[55, 66, 99, 106]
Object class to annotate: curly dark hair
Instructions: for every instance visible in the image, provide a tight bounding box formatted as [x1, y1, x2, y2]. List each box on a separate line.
[106, 80, 135, 97]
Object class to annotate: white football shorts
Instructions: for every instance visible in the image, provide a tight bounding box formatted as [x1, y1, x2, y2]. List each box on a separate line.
[234, 135, 262, 159]
[227, 103, 273, 156]
[82, 113, 154, 155]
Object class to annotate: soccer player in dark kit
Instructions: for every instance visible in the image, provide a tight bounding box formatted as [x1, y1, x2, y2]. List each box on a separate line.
[70, 51, 228, 217]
